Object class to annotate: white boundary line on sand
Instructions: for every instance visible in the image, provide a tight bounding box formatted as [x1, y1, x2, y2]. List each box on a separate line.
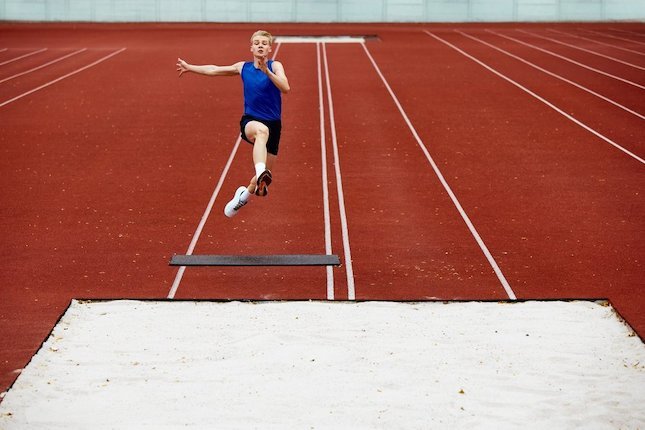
[0, 48, 87, 84]
[167, 43, 283, 299]
[0, 47, 47, 66]
[458, 31, 645, 120]
[518, 29, 645, 71]
[486, 29, 645, 90]
[322, 43, 356, 301]
[316, 43, 335, 300]
[360, 41, 517, 301]
[0, 47, 126, 108]
[425, 31, 645, 165]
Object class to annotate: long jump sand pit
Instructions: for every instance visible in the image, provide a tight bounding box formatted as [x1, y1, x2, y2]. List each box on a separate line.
[1, 299, 643, 428]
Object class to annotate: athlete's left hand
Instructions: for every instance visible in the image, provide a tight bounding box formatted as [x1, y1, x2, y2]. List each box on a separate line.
[257, 56, 269, 74]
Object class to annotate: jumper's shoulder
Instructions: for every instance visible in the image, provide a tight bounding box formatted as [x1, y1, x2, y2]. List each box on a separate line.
[232, 61, 245, 74]
[271, 60, 286, 74]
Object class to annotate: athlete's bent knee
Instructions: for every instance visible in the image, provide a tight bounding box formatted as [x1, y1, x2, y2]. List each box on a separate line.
[255, 125, 269, 139]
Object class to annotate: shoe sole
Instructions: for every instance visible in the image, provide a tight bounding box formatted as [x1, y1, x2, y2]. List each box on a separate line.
[255, 170, 272, 197]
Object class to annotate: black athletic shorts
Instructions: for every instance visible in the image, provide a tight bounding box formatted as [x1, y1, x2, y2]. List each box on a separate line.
[240, 114, 282, 156]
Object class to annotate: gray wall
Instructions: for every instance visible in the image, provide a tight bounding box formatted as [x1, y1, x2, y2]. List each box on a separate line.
[1, 0, 644, 22]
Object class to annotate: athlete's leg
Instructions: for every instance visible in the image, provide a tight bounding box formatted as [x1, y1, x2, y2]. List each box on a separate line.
[244, 121, 269, 166]
[247, 154, 277, 193]
[243, 120, 275, 196]
[226, 120, 277, 216]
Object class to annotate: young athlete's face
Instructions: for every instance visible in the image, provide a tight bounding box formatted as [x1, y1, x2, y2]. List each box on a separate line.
[250, 36, 272, 58]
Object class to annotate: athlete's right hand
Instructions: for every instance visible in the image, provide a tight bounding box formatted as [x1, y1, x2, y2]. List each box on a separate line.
[176, 58, 189, 77]
[257, 56, 269, 74]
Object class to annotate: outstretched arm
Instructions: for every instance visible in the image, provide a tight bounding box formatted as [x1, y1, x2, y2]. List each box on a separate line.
[176, 58, 244, 77]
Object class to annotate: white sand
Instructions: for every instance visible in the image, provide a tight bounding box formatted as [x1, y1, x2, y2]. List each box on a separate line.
[0, 300, 643, 429]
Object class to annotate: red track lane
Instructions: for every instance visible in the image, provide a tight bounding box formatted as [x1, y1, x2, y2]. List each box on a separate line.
[323, 43, 510, 300]
[0, 49, 47, 65]
[603, 28, 645, 39]
[0, 49, 123, 104]
[580, 28, 645, 45]
[0, 23, 643, 396]
[496, 29, 645, 85]
[0, 49, 57, 76]
[461, 30, 645, 116]
[558, 28, 645, 54]
[534, 28, 645, 65]
[434, 30, 644, 157]
[367, 29, 644, 331]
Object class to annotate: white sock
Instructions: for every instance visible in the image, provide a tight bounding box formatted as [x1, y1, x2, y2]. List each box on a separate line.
[255, 162, 266, 180]
[240, 188, 251, 203]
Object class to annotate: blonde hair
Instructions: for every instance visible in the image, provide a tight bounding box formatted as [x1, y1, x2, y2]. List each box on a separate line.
[250, 30, 273, 45]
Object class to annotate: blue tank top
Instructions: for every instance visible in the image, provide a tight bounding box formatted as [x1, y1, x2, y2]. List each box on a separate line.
[241, 61, 281, 121]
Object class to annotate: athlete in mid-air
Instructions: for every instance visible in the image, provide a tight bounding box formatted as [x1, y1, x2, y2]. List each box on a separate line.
[176, 30, 290, 217]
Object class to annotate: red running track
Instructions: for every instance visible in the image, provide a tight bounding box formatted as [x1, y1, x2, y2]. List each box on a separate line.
[0, 22, 643, 395]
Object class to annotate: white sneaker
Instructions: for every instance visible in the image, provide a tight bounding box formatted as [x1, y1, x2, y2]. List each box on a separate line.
[224, 186, 248, 218]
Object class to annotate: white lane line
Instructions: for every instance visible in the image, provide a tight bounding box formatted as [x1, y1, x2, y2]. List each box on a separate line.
[0, 47, 126, 108]
[519, 29, 645, 71]
[425, 30, 645, 165]
[271, 42, 282, 59]
[0, 48, 87, 84]
[317, 43, 335, 300]
[322, 43, 356, 301]
[548, 28, 645, 56]
[167, 43, 282, 299]
[459, 31, 645, 120]
[487, 29, 644, 90]
[362, 41, 517, 301]
[167, 137, 243, 299]
[584, 28, 645, 47]
[607, 28, 645, 40]
[0, 48, 7, 53]
[0, 48, 47, 66]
